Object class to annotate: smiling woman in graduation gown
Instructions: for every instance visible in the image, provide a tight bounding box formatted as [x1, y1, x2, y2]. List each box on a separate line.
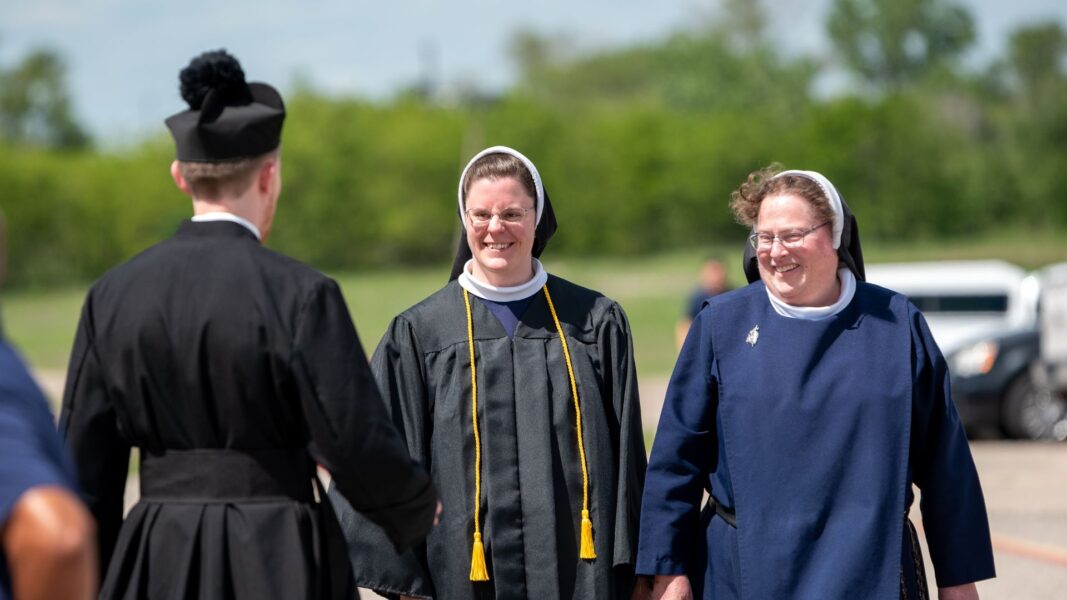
[331, 146, 647, 600]
[636, 168, 996, 599]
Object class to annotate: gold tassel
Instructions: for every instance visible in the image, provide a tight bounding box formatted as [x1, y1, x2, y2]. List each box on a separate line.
[580, 509, 596, 559]
[469, 532, 490, 581]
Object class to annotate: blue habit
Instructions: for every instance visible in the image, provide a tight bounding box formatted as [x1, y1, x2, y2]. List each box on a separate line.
[0, 340, 76, 600]
[636, 281, 995, 599]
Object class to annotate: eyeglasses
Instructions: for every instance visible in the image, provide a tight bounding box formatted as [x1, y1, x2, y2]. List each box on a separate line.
[465, 207, 534, 227]
[748, 222, 829, 250]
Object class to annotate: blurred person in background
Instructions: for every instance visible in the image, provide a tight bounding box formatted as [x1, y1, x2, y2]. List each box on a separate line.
[636, 166, 995, 599]
[59, 50, 437, 599]
[331, 146, 649, 600]
[675, 257, 730, 350]
[0, 211, 97, 600]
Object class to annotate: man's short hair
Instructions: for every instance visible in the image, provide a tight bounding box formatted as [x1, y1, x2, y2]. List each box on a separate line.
[178, 153, 271, 200]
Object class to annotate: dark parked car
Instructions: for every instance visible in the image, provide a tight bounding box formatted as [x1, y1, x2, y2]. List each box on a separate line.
[947, 327, 1067, 440]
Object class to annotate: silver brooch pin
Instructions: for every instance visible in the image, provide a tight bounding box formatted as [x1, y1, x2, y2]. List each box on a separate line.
[746, 325, 759, 347]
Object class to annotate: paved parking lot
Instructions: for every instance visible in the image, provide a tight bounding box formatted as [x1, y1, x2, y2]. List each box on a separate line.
[947, 441, 1067, 599]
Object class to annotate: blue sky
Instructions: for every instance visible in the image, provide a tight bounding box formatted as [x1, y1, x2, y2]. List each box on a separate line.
[2, 0, 1065, 144]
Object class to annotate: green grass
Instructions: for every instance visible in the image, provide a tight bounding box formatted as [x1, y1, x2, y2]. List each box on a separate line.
[5, 234, 1065, 384]
[861, 229, 1067, 270]
[3, 285, 86, 371]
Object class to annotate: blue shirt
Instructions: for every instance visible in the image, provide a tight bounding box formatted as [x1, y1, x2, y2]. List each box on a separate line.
[0, 340, 77, 600]
[476, 295, 536, 338]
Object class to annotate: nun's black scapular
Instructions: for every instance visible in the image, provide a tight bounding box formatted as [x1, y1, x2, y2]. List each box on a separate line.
[331, 146, 647, 600]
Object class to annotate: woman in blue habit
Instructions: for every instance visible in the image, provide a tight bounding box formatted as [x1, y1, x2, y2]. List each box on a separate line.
[636, 166, 995, 599]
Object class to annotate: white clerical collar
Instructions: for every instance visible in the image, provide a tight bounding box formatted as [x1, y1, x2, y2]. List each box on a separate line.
[766, 268, 856, 320]
[458, 259, 548, 302]
[191, 212, 261, 240]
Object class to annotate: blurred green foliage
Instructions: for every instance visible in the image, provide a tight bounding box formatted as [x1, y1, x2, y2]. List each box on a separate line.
[2, 1, 1066, 288]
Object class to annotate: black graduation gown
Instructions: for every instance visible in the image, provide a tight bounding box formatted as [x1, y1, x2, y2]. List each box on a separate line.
[59, 220, 437, 600]
[330, 276, 646, 600]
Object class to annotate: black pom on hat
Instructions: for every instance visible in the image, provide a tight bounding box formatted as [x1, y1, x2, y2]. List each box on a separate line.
[165, 49, 285, 161]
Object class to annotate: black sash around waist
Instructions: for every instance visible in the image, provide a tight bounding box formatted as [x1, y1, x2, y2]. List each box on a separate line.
[140, 448, 315, 503]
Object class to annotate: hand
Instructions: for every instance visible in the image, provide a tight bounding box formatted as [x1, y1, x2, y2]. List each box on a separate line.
[938, 582, 979, 600]
[651, 574, 693, 600]
[433, 501, 443, 526]
[2, 486, 98, 600]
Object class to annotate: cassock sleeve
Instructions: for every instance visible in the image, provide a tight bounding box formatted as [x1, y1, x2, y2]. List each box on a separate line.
[326, 314, 436, 600]
[635, 308, 717, 576]
[292, 279, 436, 554]
[58, 293, 131, 577]
[597, 303, 647, 579]
[909, 307, 996, 587]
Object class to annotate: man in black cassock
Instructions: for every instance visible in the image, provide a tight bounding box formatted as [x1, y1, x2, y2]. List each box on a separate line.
[59, 49, 437, 600]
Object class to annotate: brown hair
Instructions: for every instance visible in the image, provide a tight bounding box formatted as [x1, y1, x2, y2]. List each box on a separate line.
[729, 163, 835, 228]
[178, 151, 274, 200]
[461, 153, 536, 206]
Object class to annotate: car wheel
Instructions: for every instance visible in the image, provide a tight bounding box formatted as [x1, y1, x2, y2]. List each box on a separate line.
[1001, 372, 1067, 441]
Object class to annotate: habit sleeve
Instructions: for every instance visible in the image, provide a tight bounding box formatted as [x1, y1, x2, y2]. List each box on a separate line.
[293, 280, 436, 553]
[327, 314, 435, 599]
[59, 293, 132, 577]
[599, 303, 647, 576]
[635, 309, 717, 576]
[909, 307, 996, 587]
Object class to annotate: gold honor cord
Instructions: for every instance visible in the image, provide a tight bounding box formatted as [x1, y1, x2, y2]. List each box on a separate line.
[463, 289, 489, 581]
[542, 284, 597, 561]
[463, 285, 596, 583]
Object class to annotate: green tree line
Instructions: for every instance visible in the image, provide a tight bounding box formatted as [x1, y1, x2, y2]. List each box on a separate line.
[2, 0, 1065, 287]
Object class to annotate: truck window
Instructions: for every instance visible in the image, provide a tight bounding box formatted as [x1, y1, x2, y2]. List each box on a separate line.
[905, 294, 1010, 313]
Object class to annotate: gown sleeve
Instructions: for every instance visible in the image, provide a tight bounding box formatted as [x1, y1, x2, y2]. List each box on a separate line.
[597, 303, 648, 576]
[292, 280, 436, 554]
[58, 292, 132, 577]
[909, 307, 996, 587]
[326, 313, 436, 600]
[635, 308, 717, 576]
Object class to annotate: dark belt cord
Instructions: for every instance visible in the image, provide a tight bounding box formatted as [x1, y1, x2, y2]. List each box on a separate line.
[902, 516, 929, 600]
[707, 496, 737, 528]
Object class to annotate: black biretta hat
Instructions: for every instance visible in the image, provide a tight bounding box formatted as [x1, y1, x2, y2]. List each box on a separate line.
[165, 50, 285, 162]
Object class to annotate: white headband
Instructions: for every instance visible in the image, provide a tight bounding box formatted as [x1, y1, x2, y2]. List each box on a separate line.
[457, 145, 544, 226]
[772, 169, 844, 249]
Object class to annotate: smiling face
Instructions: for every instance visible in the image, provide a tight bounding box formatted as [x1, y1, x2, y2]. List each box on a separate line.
[756, 193, 841, 307]
[464, 176, 537, 287]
